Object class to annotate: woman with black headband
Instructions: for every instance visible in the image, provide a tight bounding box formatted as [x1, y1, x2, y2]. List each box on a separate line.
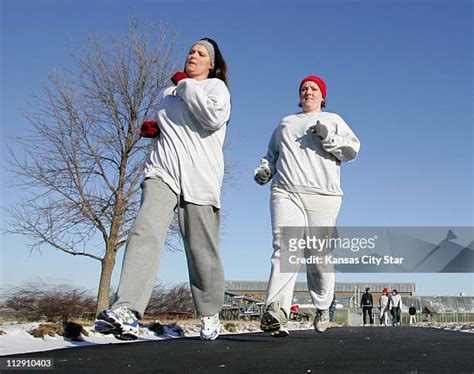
[95, 38, 231, 341]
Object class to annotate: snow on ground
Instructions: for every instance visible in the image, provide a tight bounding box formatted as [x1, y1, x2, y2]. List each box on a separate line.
[415, 322, 474, 334]
[0, 322, 157, 356]
[0, 320, 311, 356]
[1, 321, 472, 356]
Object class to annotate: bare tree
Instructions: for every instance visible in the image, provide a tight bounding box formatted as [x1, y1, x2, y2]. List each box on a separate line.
[165, 283, 194, 312]
[4, 15, 179, 313]
[145, 283, 169, 316]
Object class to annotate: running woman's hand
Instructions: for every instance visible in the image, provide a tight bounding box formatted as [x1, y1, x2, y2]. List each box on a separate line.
[310, 120, 329, 140]
[171, 71, 189, 85]
[254, 168, 272, 185]
[140, 120, 160, 138]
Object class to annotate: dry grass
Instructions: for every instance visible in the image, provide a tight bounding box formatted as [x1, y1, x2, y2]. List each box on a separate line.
[28, 322, 62, 339]
[26, 321, 91, 340]
[5, 282, 96, 322]
[224, 322, 237, 332]
[0, 316, 30, 324]
[2, 281, 196, 324]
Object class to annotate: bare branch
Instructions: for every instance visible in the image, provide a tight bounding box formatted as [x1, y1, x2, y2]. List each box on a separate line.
[4, 16, 180, 310]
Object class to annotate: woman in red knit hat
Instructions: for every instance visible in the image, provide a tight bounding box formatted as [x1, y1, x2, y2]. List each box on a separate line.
[378, 288, 392, 326]
[254, 75, 360, 337]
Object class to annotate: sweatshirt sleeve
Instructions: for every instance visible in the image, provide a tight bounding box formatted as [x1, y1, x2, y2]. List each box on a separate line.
[319, 115, 360, 162]
[256, 126, 280, 176]
[176, 78, 231, 131]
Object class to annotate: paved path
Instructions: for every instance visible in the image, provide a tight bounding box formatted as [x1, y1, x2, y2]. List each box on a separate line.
[2, 327, 473, 373]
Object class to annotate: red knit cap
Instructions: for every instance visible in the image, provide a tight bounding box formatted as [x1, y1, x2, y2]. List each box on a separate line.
[300, 75, 327, 100]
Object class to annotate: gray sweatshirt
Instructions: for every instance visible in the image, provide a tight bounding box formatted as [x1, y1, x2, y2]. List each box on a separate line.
[391, 294, 402, 309]
[379, 294, 391, 310]
[256, 112, 360, 196]
[144, 78, 231, 208]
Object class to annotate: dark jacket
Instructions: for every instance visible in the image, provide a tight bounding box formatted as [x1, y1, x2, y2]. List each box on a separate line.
[409, 306, 416, 315]
[361, 292, 373, 308]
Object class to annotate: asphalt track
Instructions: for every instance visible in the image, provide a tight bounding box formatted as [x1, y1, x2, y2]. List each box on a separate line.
[2, 327, 474, 373]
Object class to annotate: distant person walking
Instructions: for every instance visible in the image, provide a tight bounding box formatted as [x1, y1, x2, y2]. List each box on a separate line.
[254, 75, 360, 337]
[360, 287, 374, 326]
[391, 289, 402, 326]
[409, 304, 417, 325]
[378, 288, 391, 326]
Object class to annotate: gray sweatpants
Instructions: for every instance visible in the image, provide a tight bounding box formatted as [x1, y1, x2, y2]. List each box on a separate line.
[112, 177, 224, 317]
[265, 187, 341, 316]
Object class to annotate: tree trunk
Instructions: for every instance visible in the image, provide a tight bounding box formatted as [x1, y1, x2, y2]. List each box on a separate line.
[96, 244, 117, 314]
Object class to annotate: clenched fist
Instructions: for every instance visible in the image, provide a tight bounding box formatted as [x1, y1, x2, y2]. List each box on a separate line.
[254, 168, 271, 185]
[140, 120, 160, 138]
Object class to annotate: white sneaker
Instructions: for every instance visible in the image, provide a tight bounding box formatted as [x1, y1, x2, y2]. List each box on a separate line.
[95, 306, 140, 340]
[200, 313, 220, 341]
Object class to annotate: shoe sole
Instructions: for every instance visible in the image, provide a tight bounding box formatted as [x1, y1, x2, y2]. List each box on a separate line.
[96, 313, 139, 340]
[94, 320, 119, 335]
[260, 312, 281, 332]
[115, 332, 140, 341]
[270, 329, 289, 338]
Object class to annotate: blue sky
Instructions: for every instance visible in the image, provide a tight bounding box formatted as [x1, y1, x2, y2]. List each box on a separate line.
[1, 0, 473, 296]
